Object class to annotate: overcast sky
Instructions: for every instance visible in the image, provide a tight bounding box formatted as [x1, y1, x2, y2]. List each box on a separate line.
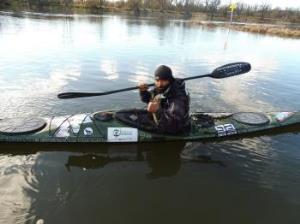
[222, 0, 300, 9]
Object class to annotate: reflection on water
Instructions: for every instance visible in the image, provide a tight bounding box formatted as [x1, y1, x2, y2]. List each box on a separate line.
[1, 133, 300, 223]
[1, 11, 300, 224]
[100, 59, 119, 80]
[0, 154, 38, 224]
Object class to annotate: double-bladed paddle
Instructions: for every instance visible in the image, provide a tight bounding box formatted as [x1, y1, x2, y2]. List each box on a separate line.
[58, 62, 251, 99]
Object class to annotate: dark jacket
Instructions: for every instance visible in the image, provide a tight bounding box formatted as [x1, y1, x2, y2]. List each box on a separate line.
[140, 79, 190, 134]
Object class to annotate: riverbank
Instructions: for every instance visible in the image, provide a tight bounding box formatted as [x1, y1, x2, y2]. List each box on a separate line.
[1, 7, 299, 39]
[190, 20, 300, 38]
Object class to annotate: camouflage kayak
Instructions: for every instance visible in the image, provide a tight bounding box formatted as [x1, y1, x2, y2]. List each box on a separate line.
[0, 110, 299, 143]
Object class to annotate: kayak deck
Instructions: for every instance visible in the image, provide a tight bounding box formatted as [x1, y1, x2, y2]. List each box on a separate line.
[0, 111, 300, 143]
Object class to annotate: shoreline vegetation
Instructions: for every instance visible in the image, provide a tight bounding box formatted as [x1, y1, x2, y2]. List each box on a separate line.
[192, 21, 300, 38]
[1, 0, 299, 38]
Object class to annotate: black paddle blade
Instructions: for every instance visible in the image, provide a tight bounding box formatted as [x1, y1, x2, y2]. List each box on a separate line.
[211, 62, 251, 79]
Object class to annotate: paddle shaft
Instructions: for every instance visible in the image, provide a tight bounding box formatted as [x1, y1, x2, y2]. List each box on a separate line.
[95, 74, 210, 95]
[58, 74, 210, 98]
[106, 73, 210, 94]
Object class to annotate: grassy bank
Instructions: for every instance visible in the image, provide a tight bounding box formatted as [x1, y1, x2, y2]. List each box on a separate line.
[231, 24, 300, 38]
[199, 22, 300, 38]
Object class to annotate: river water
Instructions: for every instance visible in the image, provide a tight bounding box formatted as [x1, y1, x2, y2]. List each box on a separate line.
[0, 11, 300, 224]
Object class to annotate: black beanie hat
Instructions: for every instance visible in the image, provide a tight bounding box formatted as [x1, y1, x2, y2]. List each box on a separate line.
[154, 65, 174, 81]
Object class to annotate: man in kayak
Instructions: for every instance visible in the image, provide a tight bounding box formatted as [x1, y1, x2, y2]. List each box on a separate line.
[139, 65, 190, 134]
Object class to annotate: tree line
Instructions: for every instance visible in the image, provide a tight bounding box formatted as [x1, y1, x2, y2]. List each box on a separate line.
[1, 0, 299, 23]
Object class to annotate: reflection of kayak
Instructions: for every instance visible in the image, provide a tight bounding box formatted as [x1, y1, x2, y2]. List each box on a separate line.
[0, 110, 300, 143]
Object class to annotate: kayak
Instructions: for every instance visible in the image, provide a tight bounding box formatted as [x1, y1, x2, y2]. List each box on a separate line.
[0, 110, 300, 143]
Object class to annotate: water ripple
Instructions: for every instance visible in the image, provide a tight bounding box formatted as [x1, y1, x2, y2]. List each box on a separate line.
[0, 154, 39, 224]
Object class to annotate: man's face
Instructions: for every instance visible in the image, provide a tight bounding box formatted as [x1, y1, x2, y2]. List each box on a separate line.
[155, 79, 170, 92]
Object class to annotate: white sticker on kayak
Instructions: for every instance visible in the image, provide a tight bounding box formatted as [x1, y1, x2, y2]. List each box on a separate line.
[83, 115, 93, 124]
[55, 125, 70, 138]
[275, 112, 294, 122]
[215, 124, 237, 137]
[107, 127, 138, 142]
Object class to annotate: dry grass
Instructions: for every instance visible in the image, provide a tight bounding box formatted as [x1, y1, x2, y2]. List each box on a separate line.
[232, 24, 300, 38]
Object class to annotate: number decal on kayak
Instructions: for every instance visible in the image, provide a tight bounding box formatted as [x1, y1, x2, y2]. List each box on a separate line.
[215, 124, 237, 137]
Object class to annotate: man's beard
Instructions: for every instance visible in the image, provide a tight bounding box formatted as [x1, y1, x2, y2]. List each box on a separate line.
[156, 85, 170, 93]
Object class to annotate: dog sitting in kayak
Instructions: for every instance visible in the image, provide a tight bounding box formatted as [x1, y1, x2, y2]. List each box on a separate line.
[138, 65, 190, 134]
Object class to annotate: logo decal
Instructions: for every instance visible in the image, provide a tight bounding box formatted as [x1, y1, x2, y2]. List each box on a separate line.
[113, 129, 121, 137]
[84, 127, 93, 136]
[107, 127, 138, 142]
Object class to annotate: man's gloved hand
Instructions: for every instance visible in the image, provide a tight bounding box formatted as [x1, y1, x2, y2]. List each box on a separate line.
[139, 83, 148, 92]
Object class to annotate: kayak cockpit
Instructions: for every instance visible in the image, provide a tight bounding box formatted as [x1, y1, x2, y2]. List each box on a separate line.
[0, 117, 47, 136]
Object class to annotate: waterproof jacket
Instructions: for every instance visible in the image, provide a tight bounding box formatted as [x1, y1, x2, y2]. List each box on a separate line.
[139, 78, 190, 134]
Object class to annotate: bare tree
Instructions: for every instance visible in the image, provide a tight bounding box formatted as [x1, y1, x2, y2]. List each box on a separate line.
[183, 0, 191, 17]
[259, 2, 271, 20]
[127, 0, 141, 15]
[236, 2, 245, 17]
[207, 0, 220, 19]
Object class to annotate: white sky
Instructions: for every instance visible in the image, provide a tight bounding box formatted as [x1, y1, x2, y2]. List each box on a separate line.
[222, 0, 300, 9]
